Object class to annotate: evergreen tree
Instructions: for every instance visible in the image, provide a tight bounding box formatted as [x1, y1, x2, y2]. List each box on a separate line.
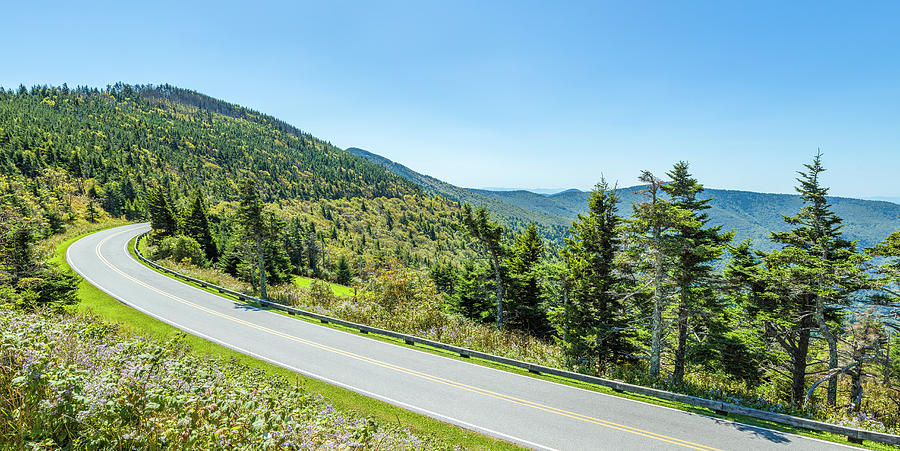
[751, 153, 866, 405]
[184, 192, 217, 261]
[622, 171, 694, 379]
[557, 180, 638, 373]
[335, 255, 352, 285]
[451, 260, 494, 322]
[238, 178, 269, 299]
[660, 162, 734, 386]
[146, 185, 177, 237]
[462, 204, 506, 327]
[505, 223, 548, 336]
[429, 261, 456, 295]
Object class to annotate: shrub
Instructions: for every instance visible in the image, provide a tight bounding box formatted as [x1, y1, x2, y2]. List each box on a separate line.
[0, 309, 441, 449]
[153, 235, 207, 267]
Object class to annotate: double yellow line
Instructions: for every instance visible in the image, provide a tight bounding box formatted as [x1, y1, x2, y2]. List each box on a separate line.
[94, 228, 722, 451]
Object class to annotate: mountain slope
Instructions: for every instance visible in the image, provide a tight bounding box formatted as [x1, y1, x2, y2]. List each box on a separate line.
[0, 84, 417, 204]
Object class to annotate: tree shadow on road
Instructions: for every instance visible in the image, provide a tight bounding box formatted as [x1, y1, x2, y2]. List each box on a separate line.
[707, 416, 792, 444]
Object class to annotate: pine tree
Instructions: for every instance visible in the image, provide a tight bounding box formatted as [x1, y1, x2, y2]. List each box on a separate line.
[505, 223, 548, 336]
[660, 162, 734, 386]
[558, 180, 638, 373]
[462, 204, 506, 328]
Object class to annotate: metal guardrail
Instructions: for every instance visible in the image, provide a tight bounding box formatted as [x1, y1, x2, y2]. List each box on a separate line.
[133, 232, 900, 446]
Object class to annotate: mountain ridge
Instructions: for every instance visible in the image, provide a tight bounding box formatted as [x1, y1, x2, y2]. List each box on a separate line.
[347, 147, 900, 249]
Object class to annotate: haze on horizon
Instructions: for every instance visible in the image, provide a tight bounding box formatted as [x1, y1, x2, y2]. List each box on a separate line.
[3, 1, 899, 198]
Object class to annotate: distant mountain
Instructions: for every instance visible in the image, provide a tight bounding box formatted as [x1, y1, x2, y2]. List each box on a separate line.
[866, 196, 900, 205]
[347, 148, 900, 250]
[346, 148, 573, 242]
[543, 188, 900, 250]
[479, 187, 569, 195]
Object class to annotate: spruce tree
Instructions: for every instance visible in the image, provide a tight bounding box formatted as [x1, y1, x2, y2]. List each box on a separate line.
[238, 178, 268, 299]
[558, 180, 638, 373]
[660, 161, 734, 386]
[505, 223, 548, 336]
[758, 152, 866, 405]
[622, 171, 694, 379]
[146, 186, 177, 237]
[335, 255, 352, 285]
[462, 204, 506, 328]
[184, 192, 217, 261]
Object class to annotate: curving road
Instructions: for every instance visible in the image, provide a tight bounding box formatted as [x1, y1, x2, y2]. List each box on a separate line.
[67, 224, 859, 451]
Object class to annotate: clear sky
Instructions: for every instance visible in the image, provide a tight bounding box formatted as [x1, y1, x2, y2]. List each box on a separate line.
[3, 1, 899, 197]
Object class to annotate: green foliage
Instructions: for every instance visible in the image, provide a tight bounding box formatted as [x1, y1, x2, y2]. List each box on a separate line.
[504, 223, 549, 336]
[335, 255, 352, 285]
[462, 204, 506, 327]
[661, 161, 735, 386]
[0, 85, 418, 204]
[556, 180, 638, 373]
[0, 210, 78, 311]
[183, 192, 217, 260]
[146, 185, 177, 237]
[153, 235, 208, 267]
[0, 309, 440, 449]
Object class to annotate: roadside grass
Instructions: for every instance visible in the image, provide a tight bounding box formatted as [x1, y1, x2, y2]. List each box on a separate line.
[294, 275, 355, 297]
[53, 224, 521, 451]
[128, 233, 900, 450]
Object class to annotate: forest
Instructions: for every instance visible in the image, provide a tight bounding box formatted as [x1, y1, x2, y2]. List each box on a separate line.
[1, 84, 899, 441]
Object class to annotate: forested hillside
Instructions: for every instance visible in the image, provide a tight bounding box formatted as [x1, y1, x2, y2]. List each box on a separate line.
[0, 84, 417, 203]
[0, 84, 478, 281]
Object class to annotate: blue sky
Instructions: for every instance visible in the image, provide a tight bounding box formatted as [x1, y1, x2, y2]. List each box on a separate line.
[3, 1, 899, 197]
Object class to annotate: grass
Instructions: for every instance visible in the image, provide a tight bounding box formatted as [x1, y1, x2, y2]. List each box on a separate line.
[293, 275, 355, 297]
[52, 223, 521, 451]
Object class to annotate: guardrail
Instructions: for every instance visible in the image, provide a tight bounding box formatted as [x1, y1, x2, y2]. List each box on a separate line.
[133, 232, 900, 446]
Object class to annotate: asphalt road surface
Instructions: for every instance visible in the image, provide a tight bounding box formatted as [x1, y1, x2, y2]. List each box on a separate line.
[67, 224, 861, 451]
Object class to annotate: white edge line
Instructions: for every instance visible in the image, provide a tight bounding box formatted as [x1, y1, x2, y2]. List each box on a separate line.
[66, 226, 558, 451]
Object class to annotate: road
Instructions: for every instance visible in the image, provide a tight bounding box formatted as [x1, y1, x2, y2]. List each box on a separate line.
[67, 224, 859, 451]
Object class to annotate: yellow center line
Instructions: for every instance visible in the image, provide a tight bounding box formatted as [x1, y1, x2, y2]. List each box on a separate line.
[93, 228, 723, 451]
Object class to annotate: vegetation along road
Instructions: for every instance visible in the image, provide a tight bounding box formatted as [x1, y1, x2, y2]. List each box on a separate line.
[67, 224, 861, 451]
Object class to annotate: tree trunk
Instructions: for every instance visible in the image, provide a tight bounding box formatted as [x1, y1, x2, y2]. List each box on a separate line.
[649, 245, 665, 380]
[815, 298, 839, 405]
[257, 237, 267, 300]
[673, 301, 688, 387]
[791, 320, 812, 406]
[850, 361, 864, 412]
[490, 251, 504, 328]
